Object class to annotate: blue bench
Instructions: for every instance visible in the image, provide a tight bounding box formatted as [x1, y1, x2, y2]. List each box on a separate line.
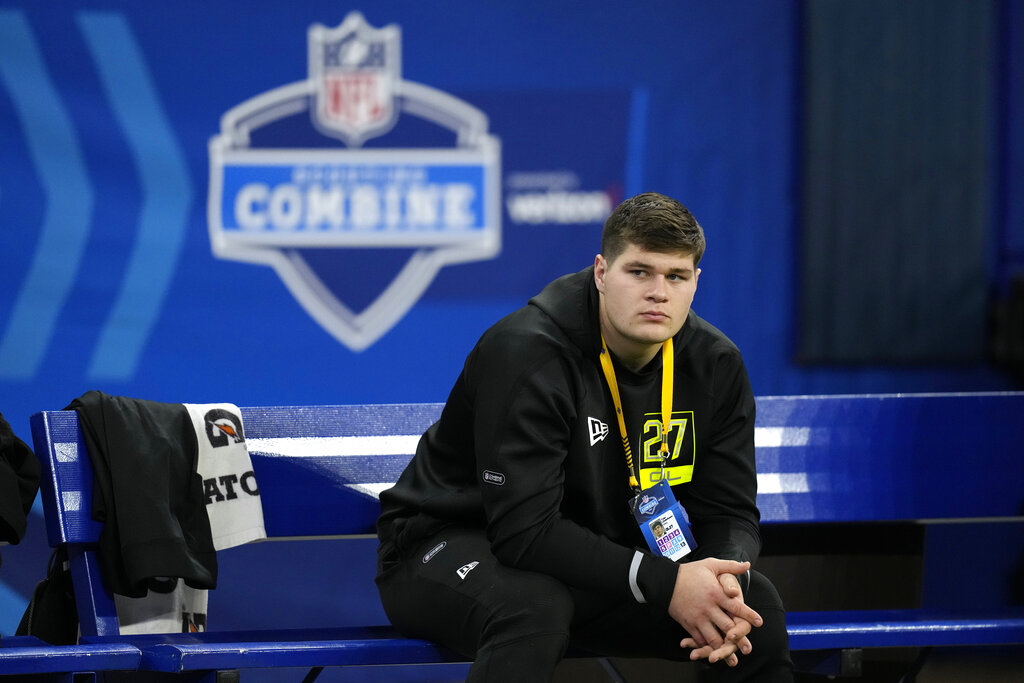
[24, 393, 1024, 681]
[0, 635, 140, 681]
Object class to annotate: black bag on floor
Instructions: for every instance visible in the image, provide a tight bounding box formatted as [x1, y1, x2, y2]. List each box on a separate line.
[16, 547, 79, 645]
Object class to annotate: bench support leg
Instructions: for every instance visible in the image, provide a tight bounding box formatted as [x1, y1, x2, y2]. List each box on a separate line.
[897, 647, 932, 683]
[791, 648, 862, 677]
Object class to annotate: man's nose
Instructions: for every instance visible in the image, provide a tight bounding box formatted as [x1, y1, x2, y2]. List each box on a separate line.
[646, 276, 668, 301]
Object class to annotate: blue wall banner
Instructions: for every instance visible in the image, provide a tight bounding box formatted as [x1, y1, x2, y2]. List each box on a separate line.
[208, 12, 503, 351]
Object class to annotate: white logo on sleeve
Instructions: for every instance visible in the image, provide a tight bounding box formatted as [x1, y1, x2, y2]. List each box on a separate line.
[422, 541, 447, 563]
[482, 470, 505, 485]
[456, 561, 479, 580]
[588, 417, 609, 445]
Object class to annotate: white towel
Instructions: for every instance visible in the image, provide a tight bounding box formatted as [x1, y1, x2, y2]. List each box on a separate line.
[116, 579, 208, 634]
[114, 402, 266, 634]
[184, 403, 267, 550]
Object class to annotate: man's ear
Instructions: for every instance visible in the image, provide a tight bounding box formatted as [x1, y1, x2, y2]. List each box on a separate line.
[594, 254, 607, 293]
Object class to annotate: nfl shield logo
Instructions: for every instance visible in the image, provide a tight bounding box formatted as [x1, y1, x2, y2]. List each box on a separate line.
[309, 12, 400, 146]
[209, 11, 501, 352]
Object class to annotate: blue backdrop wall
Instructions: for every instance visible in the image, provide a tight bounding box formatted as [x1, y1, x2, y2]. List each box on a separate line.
[1, 1, 1021, 672]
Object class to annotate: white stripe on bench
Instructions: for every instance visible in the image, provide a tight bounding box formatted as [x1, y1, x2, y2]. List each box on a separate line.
[252, 427, 812, 457]
[248, 435, 421, 457]
[757, 473, 810, 494]
[348, 483, 396, 498]
[252, 433, 813, 500]
[350, 473, 810, 500]
[755, 427, 810, 447]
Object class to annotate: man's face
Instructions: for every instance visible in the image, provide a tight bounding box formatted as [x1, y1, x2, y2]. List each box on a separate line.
[594, 244, 700, 367]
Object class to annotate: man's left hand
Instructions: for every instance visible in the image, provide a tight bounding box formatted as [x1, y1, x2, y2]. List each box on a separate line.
[680, 571, 754, 666]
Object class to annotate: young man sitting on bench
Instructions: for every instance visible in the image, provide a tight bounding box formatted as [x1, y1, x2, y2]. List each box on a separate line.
[376, 192, 793, 682]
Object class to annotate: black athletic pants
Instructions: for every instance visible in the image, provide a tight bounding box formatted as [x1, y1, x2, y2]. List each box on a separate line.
[376, 527, 794, 682]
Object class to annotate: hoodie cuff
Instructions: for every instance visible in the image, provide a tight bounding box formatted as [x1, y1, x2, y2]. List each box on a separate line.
[631, 551, 679, 609]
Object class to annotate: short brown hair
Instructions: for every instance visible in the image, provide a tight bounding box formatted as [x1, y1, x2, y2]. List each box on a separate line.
[601, 192, 705, 265]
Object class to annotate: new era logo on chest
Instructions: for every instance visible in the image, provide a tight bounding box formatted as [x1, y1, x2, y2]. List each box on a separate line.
[588, 417, 609, 446]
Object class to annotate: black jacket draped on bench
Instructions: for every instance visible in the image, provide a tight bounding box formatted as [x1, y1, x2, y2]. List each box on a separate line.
[69, 391, 216, 598]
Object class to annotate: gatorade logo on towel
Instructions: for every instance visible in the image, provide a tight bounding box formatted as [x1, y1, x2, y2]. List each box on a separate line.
[184, 403, 267, 550]
[204, 408, 245, 447]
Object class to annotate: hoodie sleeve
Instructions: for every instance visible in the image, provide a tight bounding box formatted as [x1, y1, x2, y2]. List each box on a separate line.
[681, 347, 761, 566]
[0, 411, 40, 544]
[465, 338, 679, 608]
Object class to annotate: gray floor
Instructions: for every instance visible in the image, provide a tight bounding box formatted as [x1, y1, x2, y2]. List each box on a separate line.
[551, 646, 1024, 682]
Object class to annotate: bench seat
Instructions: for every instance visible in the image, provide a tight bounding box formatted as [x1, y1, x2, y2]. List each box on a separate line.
[73, 608, 1024, 674]
[84, 626, 458, 673]
[786, 608, 1024, 650]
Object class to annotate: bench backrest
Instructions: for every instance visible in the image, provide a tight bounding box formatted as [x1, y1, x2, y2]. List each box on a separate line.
[29, 392, 1024, 636]
[753, 392, 1024, 523]
[31, 403, 445, 548]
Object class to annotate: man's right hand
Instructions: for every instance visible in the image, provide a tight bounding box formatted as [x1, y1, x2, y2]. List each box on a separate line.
[667, 559, 762, 663]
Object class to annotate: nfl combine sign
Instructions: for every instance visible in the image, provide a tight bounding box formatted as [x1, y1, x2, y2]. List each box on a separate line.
[208, 12, 501, 351]
[309, 15, 401, 146]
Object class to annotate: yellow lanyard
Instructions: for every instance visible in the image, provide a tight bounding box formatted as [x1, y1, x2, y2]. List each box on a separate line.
[599, 335, 674, 492]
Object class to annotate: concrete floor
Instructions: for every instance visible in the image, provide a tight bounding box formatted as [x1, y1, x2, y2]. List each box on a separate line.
[916, 646, 1023, 682]
[550, 645, 1024, 682]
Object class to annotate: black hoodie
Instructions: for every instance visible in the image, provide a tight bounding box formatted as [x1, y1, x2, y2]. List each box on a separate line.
[377, 266, 760, 612]
[0, 411, 39, 545]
